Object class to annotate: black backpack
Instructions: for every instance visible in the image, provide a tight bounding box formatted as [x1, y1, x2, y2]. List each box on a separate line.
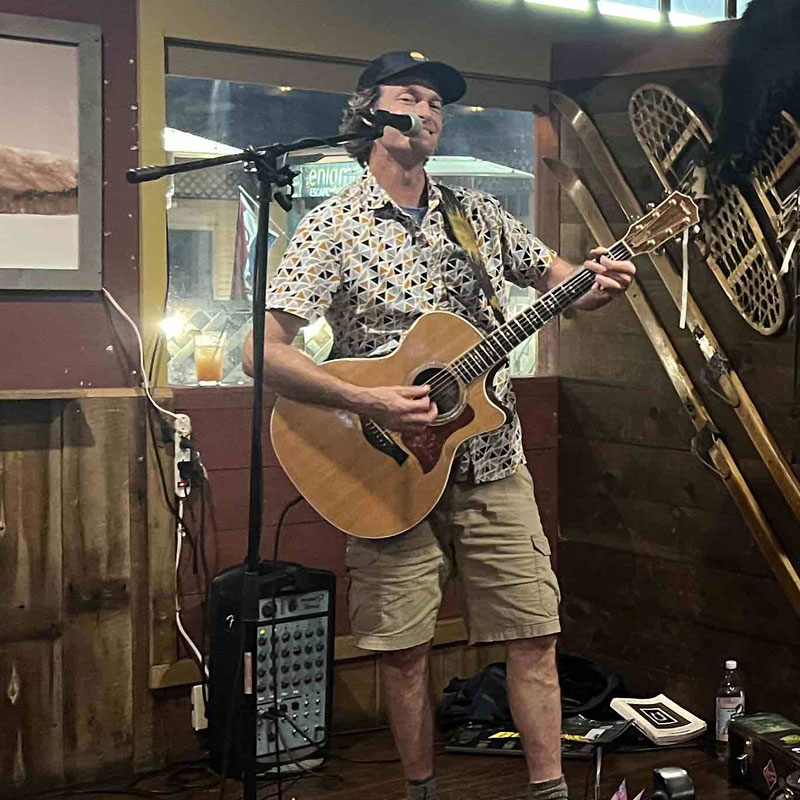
[436, 653, 625, 731]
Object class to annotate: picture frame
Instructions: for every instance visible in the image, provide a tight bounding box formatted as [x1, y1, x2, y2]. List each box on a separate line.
[0, 13, 102, 290]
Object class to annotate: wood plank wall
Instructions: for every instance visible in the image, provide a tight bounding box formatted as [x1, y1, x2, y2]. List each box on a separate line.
[551, 64, 800, 723]
[0, 396, 195, 796]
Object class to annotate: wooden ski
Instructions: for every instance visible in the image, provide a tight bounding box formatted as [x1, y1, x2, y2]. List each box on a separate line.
[550, 90, 800, 528]
[545, 155, 800, 618]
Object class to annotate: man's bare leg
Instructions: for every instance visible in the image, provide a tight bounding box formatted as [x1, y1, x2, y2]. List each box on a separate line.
[506, 634, 565, 789]
[381, 641, 437, 795]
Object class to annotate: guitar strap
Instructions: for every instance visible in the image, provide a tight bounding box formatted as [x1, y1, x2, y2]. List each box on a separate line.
[438, 184, 512, 425]
[438, 184, 507, 325]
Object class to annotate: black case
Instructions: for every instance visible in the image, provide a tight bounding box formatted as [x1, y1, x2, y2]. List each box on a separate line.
[729, 713, 800, 796]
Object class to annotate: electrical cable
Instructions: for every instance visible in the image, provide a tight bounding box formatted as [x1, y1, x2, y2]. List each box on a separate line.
[274, 723, 341, 784]
[102, 287, 212, 687]
[273, 496, 303, 563]
[196, 479, 212, 709]
[101, 287, 180, 422]
[101, 286, 200, 554]
[175, 497, 209, 677]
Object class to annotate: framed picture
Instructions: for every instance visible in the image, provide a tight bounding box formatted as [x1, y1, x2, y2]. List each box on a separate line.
[0, 13, 102, 290]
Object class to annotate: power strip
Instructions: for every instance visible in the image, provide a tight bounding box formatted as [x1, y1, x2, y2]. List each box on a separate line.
[174, 413, 193, 498]
[191, 684, 208, 731]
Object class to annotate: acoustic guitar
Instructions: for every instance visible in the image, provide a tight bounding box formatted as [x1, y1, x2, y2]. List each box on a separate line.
[271, 190, 699, 538]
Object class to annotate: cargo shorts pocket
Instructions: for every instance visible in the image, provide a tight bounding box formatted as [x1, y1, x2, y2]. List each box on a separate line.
[530, 531, 551, 558]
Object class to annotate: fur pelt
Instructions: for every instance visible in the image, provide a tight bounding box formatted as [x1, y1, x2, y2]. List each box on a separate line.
[714, 0, 800, 183]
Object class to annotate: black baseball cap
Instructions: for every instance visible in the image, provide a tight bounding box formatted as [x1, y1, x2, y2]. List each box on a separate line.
[357, 51, 466, 105]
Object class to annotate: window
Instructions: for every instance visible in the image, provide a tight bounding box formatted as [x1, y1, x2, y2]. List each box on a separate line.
[669, 0, 727, 24]
[526, 0, 733, 22]
[163, 76, 538, 384]
[598, 0, 660, 23]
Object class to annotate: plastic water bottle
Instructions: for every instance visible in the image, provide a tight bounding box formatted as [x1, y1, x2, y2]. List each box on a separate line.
[716, 659, 745, 759]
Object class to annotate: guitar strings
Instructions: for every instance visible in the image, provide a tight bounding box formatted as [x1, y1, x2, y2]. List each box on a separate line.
[421, 240, 631, 404]
[361, 240, 630, 439]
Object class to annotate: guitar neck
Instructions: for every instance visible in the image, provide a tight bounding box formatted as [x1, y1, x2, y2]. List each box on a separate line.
[451, 239, 632, 384]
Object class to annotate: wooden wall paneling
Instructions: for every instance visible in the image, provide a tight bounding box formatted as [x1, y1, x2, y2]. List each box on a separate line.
[0, 401, 63, 792]
[515, 377, 559, 448]
[61, 398, 135, 781]
[553, 59, 800, 720]
[0, 639, 63, 793]
[559, 379, 696, 452]
[561, 492, 766, 575]
[560, 575, 800, 723]
[151, 686, 199, 765]
[560, 437, 742, 517]
[127, 397, 156, 769]
[560, 540, 800, 646]
[428, 644, 457, 703]
[0, 401, 62, 647]
[333, 658, 381, 730]
[147, 402, 181, 689]
[475, 643, 507, 670]
[551, 22, 735, 83]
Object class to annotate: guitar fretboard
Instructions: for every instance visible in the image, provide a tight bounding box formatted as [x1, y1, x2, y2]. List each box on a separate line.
[440, 240, 633, 391]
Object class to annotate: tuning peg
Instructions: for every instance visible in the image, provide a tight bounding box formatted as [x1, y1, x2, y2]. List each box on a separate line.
[646, 202, 656, 210]
[693, 225, 701, 234]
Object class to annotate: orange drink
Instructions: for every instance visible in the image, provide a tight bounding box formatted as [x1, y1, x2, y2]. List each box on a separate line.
[194, 332, 226, 385]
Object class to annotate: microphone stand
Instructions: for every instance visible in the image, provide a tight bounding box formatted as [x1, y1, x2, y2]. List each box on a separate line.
[127, 124, 382, 800]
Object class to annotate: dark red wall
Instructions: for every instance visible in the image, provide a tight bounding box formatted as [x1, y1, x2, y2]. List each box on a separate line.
[173, 378, 559, 646]
[0, 0, 140, 390]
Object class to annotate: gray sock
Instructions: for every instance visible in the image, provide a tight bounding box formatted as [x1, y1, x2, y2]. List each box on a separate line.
[529, 775, 569, 800]
[407, 775, 438, 800]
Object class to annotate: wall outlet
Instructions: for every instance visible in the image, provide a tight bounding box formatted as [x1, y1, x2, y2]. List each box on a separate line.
[191, 684, 208, 731]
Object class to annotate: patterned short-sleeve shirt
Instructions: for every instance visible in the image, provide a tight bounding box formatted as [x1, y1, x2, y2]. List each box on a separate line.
[267, 169, 556, 483]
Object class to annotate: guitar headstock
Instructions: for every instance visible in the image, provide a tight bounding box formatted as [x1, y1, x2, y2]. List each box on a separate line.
[622, 191, 700, 256]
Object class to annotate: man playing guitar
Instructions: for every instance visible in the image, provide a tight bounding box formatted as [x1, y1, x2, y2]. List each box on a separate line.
[243, 51, 635, 800]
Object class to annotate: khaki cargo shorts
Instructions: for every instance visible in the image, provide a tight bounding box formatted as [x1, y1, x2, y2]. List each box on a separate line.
[345, 466, 561, 651]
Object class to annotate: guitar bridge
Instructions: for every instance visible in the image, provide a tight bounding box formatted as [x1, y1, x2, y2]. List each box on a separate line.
[360, 417, 408, 466]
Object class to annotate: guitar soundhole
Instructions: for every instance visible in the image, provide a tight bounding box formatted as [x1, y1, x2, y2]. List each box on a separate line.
[412, 366, 463, 422]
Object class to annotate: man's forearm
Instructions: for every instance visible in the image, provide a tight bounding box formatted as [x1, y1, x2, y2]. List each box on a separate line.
[263, 343, 369, 414]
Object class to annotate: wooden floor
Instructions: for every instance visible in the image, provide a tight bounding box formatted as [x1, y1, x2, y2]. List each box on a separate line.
[38, 729, 756, 800]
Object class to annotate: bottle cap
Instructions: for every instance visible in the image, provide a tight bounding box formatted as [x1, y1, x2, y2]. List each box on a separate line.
[725, 659, 737, 670]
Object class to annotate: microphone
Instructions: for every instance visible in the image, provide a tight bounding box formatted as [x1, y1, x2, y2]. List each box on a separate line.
[362, 110, 424, 137]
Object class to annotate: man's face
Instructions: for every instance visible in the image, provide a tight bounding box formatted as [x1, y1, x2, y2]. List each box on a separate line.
[373, 81, 444, 161]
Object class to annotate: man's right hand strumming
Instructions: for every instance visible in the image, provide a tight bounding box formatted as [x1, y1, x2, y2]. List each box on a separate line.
[352, 384, 438, 433]
[243, 310, 438, 435]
